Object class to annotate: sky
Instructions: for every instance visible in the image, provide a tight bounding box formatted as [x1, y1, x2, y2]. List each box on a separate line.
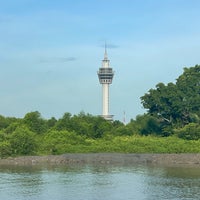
[1, 0, 200, 122]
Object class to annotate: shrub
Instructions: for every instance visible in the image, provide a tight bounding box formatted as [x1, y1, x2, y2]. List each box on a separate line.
[0, 141, 12, 158]
[41, 130, 87, 154]
[176, 123, 200, 140]
[9, 126, 37, 155]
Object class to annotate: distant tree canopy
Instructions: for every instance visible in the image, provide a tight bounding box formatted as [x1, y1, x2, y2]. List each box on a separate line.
[0, 111, 128, 157]
[0, 111, 126, 139]
[141, 64, 200, 132]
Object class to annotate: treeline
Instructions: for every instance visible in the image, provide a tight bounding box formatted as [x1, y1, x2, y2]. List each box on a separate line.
[1, 110, 200, 157]
[0, 111, 131, 157]
[1, 64, 200, 157]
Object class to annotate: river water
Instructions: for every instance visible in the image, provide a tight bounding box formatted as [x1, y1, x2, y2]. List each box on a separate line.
[0, 164, 200, 200]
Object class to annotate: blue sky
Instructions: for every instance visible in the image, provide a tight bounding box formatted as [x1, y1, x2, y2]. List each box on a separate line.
[1, 0, 200, 121]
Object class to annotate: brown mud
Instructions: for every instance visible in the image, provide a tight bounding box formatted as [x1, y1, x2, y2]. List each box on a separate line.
[1, 153, 200, 167]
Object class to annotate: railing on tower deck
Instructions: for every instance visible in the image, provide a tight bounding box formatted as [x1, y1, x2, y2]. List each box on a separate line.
[98, 68, 113, 74]
[97, 67, 114, 84]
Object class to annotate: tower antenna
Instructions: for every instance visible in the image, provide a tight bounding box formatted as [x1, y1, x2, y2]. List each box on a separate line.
[104, 41, 108, 60]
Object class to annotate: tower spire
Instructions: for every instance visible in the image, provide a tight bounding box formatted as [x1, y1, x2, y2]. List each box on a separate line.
[104, 42, 108, 60]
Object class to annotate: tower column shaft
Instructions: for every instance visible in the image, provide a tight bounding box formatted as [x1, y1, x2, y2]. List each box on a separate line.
[102, 84, 109, 116]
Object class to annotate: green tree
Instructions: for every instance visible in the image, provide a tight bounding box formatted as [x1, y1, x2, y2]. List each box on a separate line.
[176, 65, 200, 124]
[55, 112, 72, 131]
[0, 115, 9, 130]
[0, 115, 20, 131]
[0, 141, 12, 158]
[91, 117, 112, 138]
[131, 114, 162, 136]
[5, 122, 21, 134]
[141, 82, 181, 125]
[69, 113, 112, 138]
[23, 111, 47, 134]
[47, 117, 57, 129]
[9, 126, 37, 155]
[42, 130, 86, 154]
[141, 65, 200, 130]
[176, 123, 200, 140]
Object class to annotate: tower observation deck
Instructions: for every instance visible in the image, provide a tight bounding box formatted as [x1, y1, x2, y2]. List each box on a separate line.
[97, 47, 114, 120]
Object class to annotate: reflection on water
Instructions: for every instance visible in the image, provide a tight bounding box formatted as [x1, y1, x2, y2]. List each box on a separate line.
[0, 164, 200, 200]
[144, 167, 200, 200]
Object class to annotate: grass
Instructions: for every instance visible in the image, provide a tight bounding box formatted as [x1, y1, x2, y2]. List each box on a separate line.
[38, 134, 200, 155]
[2, 130, 200, 158]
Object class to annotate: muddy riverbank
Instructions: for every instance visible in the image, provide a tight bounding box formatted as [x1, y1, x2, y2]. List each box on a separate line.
[1, 153, 200, 167]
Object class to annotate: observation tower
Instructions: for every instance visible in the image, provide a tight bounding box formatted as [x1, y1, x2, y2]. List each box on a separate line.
[97, 46, 114, 120]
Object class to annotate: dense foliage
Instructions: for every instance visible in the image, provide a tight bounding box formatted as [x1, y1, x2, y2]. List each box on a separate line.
[0, 111, 127, 157]
[1, 110, 200, 157]
[141, 65, 200, 137]
[1, 65, 200, 157]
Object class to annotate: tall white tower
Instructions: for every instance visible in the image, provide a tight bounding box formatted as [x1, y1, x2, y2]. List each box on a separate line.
[97, 46, 114, 120]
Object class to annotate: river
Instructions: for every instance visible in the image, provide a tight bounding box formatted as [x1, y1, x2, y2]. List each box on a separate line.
[0, 164, 200, 200]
